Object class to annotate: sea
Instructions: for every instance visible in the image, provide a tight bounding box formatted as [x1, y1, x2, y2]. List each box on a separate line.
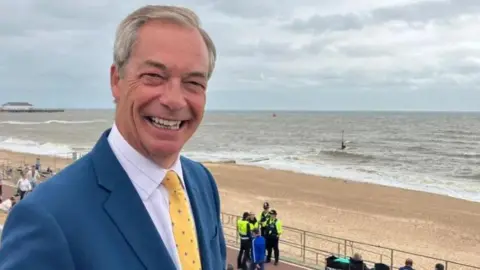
[0, 110, 479, 203]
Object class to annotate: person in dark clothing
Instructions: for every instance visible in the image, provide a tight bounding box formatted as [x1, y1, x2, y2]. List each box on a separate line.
[434, 263, 444, 270]
[237, 212, 252, 269]
[399, 259, 414, 270]
[350, 253, 369, 270]
[265, 209, 282, 265]
[250, 228, 266, 270]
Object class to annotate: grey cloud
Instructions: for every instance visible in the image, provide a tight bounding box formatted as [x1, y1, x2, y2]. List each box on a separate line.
[335, 44, 394, 57]
[1, 1, 479, 111]
[207, 0, 321, 19]
[285, 0, 480, 34]
[287, 13, 366, 34]
[372, 0, 480, 23]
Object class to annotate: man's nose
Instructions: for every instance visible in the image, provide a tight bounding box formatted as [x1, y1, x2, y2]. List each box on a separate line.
[159, 79, 187, 111]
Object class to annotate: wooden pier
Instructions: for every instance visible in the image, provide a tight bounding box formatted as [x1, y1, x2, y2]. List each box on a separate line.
[0, 109, 64, 113]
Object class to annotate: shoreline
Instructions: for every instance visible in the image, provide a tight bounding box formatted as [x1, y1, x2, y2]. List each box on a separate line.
[0, 148, 478, 204]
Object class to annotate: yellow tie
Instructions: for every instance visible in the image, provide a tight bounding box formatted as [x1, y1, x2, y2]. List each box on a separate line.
[163, 170, 201, 270]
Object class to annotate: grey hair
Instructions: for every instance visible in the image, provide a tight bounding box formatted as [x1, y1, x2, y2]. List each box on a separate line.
[113, 5, 216, 79]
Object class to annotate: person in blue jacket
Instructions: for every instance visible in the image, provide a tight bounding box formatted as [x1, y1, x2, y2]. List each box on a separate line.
[250, 228, 266, 270]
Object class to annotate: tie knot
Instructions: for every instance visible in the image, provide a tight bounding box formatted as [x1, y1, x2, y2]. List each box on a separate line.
[163, 170, 183, 191]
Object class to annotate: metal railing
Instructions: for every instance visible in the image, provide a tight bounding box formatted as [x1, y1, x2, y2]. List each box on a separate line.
[221, 212, 480, 270]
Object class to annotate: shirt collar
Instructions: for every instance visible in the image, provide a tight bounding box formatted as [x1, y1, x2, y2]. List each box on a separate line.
[107, 124, 184, 201]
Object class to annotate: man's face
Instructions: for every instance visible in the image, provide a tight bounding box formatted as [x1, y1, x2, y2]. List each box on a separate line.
[111, 20, 209, 167]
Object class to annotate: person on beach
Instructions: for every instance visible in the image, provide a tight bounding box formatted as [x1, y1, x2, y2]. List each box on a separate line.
[265, 209, 283, 265]
[26, 165, 39, 190]
[16, 171, 31, 200]
[0, 5, 226, 270]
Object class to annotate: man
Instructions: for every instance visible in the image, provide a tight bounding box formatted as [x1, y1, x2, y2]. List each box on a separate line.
[265, 209, 283, 265]
[258, 202, 270, 237]
[0, 5, 226, 270]
[250, 228, 266, 270]
[350, 253, 368, 270]
[248, 211, 259, 230]
[399, 259, 415, 270]
[26, 165, 39, 190]
[237, 212, 251, 269]
[16, 171, 31, 200]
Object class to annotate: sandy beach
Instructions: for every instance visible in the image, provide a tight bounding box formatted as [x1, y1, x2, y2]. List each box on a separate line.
[1, 150, 479, 268]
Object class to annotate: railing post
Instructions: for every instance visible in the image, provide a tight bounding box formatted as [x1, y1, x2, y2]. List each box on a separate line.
[344, 239, 347, 256]
[390, 249, 394, 270]
[445, 261, 448, 270]
[337, 243, 340, 257]
[302, 231, 306, 263]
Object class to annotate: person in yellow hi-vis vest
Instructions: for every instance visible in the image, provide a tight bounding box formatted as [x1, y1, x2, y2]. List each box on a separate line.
[237, 212, 251, 269]
[257, 202, 270, 237]
[248, 212, 259, 231]
[265, 209, 283, 265]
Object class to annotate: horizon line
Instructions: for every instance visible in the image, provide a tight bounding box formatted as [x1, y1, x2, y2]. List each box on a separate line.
[43, 108, 480, 113]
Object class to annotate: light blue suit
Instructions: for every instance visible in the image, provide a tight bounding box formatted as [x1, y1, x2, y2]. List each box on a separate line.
[0, 129, 226, 269]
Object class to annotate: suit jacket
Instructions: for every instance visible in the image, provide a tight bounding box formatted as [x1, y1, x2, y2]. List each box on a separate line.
[0, 129, 226, 270]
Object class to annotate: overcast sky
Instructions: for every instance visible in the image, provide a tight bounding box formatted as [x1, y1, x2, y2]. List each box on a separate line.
[0, 0, 479, 111]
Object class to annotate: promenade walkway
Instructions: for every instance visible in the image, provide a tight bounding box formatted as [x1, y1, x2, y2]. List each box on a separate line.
[226, 246, 308, 270]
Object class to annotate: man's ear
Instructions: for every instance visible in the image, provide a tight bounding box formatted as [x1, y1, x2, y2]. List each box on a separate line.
[110, 64, 121, 104]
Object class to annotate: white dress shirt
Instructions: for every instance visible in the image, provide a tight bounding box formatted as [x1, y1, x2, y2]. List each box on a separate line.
[17, 178, 31, 192]
[107, 124, 196, 270]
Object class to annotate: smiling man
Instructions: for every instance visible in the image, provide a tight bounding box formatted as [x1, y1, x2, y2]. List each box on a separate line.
[0, 5, 226, 270]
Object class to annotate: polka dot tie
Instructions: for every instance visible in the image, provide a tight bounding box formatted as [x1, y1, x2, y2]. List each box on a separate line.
[163, 170, 201, 270]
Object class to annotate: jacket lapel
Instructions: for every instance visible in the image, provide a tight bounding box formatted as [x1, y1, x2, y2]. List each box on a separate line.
[181, 158, 209, 268]
[91, 129, 176, 270]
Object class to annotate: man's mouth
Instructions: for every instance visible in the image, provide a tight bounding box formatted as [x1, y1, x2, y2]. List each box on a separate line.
[145, 116, 184, 130]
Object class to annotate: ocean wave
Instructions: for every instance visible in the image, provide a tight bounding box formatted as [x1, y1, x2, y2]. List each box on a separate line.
[319, 149, 376, 161]
[0, 137, 90, 157]
[443, 151, 480, 159]
[0, 138, 478, 203]
[0, 119, 107, 125]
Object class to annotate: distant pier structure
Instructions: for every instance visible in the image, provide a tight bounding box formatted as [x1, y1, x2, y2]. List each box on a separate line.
[0, 102, 64, 113]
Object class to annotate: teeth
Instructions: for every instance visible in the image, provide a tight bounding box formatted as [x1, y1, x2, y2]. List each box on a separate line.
[149, 117, 181, 130]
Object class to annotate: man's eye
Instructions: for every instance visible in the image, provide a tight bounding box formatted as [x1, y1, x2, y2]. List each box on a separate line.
[144, 73, 163, 78]
[188, 81, 202, 86]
